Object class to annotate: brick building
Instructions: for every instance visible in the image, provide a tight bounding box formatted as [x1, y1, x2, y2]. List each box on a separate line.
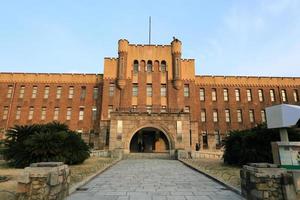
[0, 38, 299, 155]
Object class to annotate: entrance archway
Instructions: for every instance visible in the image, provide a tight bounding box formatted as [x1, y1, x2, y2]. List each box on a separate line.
[129, 127, 170, 153]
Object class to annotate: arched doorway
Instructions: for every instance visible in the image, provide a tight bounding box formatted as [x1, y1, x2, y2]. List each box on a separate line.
[129, 127, 170, 153]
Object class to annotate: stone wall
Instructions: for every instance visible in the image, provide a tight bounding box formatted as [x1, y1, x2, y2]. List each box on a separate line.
[17, 162, 70, 200]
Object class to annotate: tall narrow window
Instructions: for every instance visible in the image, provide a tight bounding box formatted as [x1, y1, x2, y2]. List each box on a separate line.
[147, 84, 152, 97]
[132, 84, 138, 97]
[202, 131, 208, 149]
[44, 86, 50, 99]
[281, 89, 287, 102]
[235, 89, 240, 101]
[237, 109, 243, 122]
[247, 89, 252, 101]
[212, 88, 217, 101]
[200, 109, 206, 122]
[32, 86, 38, 99]
[66, 107, 72, 120]
[146, 60, 152, 72]
[93, 87, 98, 100]
[225, 109, 230, 122]
[258, 89, 264, 102]
[270, 89, 275, 102]
[56, 86, 62, 99]
[184, 106, 190, 113]
[161, 60, 166, 72]
[214, 130, 221, 148]
[53, 107, 59, 120]
[92, 106, 97, 121]
[108, 106, 113, 118]
[293, 90, 299, 102]
[16, 106, 21, 120]
[133, 60, 139, 73]
[199, 88, 205, 101]
[28, 107, 34, 120]
[161, 84, 167, 97]
[19, 86, 25, 98]
[68, 86, 74, 99]
[80, 86, 86, 99]
[7, 85, 13, 98]
[261, 110, 266, 123]
[79, 108, 84, 121]
[213, 110, 218, 122]
[41, 107, 46, 120]
[249, 109, 255, 123]
[109, 83, 115, 97]
[2, 107, 8, 120]
[223, 89, 229, 101]
[184, 84, 190, 97]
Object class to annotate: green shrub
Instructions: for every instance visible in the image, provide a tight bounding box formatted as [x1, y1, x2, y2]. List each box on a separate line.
[3, 122, 90, 168]
[223, 124, 300, 166]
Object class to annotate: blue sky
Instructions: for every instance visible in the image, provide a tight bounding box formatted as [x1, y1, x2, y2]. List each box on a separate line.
[0, 0, 300, 76]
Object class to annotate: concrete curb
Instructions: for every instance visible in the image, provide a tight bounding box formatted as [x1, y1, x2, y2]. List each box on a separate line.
[69, 158, 121, 195]
[179, 159, 242, 197]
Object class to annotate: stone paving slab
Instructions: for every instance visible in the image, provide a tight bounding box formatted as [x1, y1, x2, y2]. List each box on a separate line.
[67, 159, 243, 200]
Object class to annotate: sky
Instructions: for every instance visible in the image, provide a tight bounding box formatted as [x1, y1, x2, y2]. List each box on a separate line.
[0, 0, 300, 76]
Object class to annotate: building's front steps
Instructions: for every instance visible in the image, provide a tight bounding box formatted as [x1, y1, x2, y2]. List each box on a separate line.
[123, 152, 173, 160]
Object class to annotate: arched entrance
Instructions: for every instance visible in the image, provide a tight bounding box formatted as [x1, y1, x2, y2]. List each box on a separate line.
[129, 127, 170, 153]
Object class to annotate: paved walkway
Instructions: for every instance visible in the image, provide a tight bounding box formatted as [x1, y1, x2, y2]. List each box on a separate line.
[67, 159, 243, 200]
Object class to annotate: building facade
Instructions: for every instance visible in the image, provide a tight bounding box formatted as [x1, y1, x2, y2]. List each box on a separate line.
[0, 38, 300, 155]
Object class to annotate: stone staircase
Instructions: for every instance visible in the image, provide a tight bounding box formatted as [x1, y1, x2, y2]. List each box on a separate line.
[124, 153, 173, 160]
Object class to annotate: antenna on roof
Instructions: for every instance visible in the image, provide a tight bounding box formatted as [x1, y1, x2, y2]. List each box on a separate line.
[148, 16, 151, 45]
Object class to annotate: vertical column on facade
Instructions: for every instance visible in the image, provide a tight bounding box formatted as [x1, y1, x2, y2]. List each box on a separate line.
[117, 39, 128, 109]
[171, 38, 182, 90]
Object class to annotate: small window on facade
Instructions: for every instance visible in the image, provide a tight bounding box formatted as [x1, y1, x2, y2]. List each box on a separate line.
[93, 87, 98, 100]
[68, 86, 74, 99]
[281, 89, 287, 102]
[212, 88, 217, 101]
[223, 89, 229, 101]
[161, 60, 166, 72]
[92, 106, 97, 121]
[2, 106, 8, 120]
[28, 107, 34, 120]
[108, 106, 113, 118]
[213, 110, 218, 122]
[225, 109, 230, 122]
[132, 105, 137, 112]
[184, 84, 189, 97]
[261, 109, 266, 123]
[293, 90, 299, 102]
[199, 88, 205, 101]
[249, 109, 255, 123]
[214, 130, 221, 148]
[146, 60, 153, 72]
[161, 84, 167, 97]
[202, 131, 208, 149]
[44, 86, 50, 99]
[237, 109, 243, 122]
[132, 84, 138, 97]
[161, 106, 167, 113]
[146, 106, 152, 113]
[109, 83, 115, 97]
[19, 86, 25, 98]
[7, 85, 13, 98]
[56, 86, 62, 99]
[32, 86, 38, 99]
[200, 109, 206, 122]
[235, 89, 240, 101]
[270, 89, 275, 102]
[79, 108, 84, 121]
[41, 107, 46, 120]
[258, 89, 264, 102]
[133, 60, 139, 73]
[147, 84, 152, 97]
[53, 107, 59, 120]
[80, 86, 86, 99]
[66, 107, 72, 120]
[247, 89, 252, 102]
[16, 106, 21, 120]
[184, 106, 190, 113]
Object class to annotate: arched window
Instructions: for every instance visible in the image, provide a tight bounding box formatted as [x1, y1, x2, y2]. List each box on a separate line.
[133, 60, 139, 73]
[161, 60, 166, 72]
[147, 60, 152, 72]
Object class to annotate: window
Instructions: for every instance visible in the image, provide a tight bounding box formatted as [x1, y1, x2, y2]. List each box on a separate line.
[249, 109, 255, 123]
[41, 107, 46, 120]
[161, 84, 167, 97]
[92, 106, 97, 121]
[202, 131, 208, 149]
[28, 107, 34, 120]
[56, 86, 62, 99]
[66, 107, 72, 120]
[237, 109, 243, 122]
[161, 60, 166, 72]
[247, 89, 252, 101]
[108, 106, 113, 118]
[146, 60, 152, 72]
[261, 110, 266, 123]
[235, 89, 240, 101]
[133, 60, 139, 73]
[214, 130, 221, 148]
[109, 83, 115, 97]
[79, 108, 84, 121]
[281, 89, 287, 102]
[2, 107, 8, 120]
[223, 89, 229, 101]
[199, 88, 205, 101]
[212, 88, 217, 101]
[270, 89, 275, 102]
[132, 84, 138, 97]
[213, 110, 218, 122]
[44, 86, 50, 99]
[31, 86, 38, 98]
[146, 106, 152, 113]
[7, 85, 13, 98]
[200, 109, 206, 122]
[16, 106, 21, 120]
[184, 84, 189, 97]
[184, 106, 190, 113]
[132, 105, 137, 112]
[225, 109, 230, 122]
[53, 107, 59, 120]
[80, 86, 86, 99]
[258, 89, 264, 102]
[19, 86, 25, 98]
[93, 87, 99, 100]
[161, 106, 167, 113]
[147, 84, 152, 97]
[68, 86, 74, 99]
[293, 90, 299, 102]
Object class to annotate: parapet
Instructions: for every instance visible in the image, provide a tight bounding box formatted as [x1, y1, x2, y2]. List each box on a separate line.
[171, 37, 182, 54]
[118, 39, 129, 53]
